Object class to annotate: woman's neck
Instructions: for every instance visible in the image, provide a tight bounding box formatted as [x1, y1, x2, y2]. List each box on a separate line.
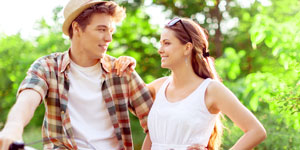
[170, 63, 200, 87]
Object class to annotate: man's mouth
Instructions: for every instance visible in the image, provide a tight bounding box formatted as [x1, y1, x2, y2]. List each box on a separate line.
[99, 45, 108, 50]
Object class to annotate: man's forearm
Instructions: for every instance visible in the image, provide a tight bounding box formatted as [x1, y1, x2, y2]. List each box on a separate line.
[3, 90, 41, 137]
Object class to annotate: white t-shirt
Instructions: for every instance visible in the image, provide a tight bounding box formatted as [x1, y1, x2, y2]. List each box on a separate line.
[67, 60, 119, 150]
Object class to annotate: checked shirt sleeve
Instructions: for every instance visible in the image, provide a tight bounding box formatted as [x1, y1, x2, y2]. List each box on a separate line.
[17, 58, 49, 101]
[127, 71, 153, 133]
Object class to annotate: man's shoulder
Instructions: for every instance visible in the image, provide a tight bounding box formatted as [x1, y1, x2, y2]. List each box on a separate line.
[40, 51, 66, 61]
[29, 51, 68, 73]
[34, 51, 67, 64]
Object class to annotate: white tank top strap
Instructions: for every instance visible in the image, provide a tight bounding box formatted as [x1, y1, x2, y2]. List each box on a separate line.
[197, 78, 216, 116]
[201, 78, 212, 90]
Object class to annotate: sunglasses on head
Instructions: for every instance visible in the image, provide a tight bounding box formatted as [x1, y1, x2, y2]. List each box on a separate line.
[167, 18, 192, 42]
[167, 18, 210, 57]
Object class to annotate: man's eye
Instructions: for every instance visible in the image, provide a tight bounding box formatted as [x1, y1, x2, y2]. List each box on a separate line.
[98, 29, 106, 32]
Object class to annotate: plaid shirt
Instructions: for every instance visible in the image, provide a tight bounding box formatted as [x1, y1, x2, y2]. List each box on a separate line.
[17, 50, 153, 150]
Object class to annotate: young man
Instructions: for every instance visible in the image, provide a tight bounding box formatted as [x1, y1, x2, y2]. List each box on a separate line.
[0, 0, 153, 149]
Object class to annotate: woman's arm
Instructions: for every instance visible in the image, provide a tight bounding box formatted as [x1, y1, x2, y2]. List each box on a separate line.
[207, 81, 267, 150]
[142, 133, 152, 150]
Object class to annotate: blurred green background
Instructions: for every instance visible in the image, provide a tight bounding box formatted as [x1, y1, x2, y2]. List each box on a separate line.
[1, 0, 299, 149]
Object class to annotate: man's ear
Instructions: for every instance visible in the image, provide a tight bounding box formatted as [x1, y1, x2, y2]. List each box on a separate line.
[72, 21, 81, 36]
[184, 42, 193, 56]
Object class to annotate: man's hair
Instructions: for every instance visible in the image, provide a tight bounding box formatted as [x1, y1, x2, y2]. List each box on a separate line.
[68, 1, 126, 39]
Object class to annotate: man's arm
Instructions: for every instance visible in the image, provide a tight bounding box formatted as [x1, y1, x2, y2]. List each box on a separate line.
[127, 71, 153, 133]
[0, 89, 41, 150]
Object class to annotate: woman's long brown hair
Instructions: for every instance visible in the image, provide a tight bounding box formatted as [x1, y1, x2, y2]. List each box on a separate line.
[165, 18, 223, 150]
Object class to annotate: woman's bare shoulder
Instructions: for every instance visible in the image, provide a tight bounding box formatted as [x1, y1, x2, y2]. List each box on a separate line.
[147, 77, 169, 100]
[148, 76, 169, 91]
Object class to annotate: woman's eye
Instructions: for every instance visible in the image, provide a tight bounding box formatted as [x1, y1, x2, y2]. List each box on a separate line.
[165, 42, 170, 45]
[98, 29, 106, 32]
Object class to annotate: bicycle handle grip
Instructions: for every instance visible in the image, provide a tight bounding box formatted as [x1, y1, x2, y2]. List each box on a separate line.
[9, 141, 25, 150]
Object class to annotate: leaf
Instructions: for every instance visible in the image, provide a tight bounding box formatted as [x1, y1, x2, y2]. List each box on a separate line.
[250, 29, 266, 46]
[249, 95, 259, 112]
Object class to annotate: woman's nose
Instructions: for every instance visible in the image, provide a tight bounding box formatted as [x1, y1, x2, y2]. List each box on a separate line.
[158, 46, 163, 54]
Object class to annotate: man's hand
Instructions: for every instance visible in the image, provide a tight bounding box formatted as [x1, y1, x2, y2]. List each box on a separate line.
[0, 124, 23, 150]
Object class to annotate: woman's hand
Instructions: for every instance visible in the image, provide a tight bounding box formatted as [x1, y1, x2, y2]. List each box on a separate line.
[101, 55, 136, 76]
[114, 56, 136, 76]
[187, 144, 208, 150]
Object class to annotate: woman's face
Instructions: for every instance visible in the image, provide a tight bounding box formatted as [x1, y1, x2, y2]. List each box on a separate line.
[158, 28, 186, 69]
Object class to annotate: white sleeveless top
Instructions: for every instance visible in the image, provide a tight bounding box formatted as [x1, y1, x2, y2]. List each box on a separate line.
[148, 77, 217, 150]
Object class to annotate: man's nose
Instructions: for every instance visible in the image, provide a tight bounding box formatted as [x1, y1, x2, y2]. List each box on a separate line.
[105, 32, 112, 43]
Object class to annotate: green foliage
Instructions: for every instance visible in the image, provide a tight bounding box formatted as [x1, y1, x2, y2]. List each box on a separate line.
[222, 111, 300, 150]
[214, 0, 300, 148]
[0, 34, 35, 125]
[0, 6, 68, 128]
[23, 127, 43, 149]
[215, 47, 246, 81]
[247, 0, 300, 128]
[1, 0, 299, 149]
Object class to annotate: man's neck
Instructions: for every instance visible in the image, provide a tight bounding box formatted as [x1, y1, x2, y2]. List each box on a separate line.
[69, 44, 100, 67]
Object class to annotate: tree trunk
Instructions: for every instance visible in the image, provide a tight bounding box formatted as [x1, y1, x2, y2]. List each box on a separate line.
[209, 0, 223, 58]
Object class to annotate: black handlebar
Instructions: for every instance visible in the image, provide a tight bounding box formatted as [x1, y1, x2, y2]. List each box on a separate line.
[9, 142, 25, 150]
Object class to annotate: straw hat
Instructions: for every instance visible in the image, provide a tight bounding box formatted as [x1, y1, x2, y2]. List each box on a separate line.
[62, 0, 104, 36]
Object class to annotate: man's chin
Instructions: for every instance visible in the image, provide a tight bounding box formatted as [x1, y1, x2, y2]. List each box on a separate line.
[95, 51, 104, 58]
[99, 53, 105, 59]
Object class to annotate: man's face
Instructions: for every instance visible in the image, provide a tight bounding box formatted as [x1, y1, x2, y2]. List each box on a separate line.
[77, 13, 115, 59]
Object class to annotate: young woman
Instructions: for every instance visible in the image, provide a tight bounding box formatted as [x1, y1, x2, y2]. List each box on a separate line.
[114, 18, 266, 150]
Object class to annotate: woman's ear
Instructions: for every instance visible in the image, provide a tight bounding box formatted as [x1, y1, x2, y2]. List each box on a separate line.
[184, 42, 193, 55]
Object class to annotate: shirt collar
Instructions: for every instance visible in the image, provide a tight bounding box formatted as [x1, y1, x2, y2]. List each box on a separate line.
[60, 48, 114, 79]
[60, 48, 71, 73]
[100, 54, 116, 79]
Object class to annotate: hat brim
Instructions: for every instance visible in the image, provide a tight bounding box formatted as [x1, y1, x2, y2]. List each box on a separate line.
[62, 1, 104, 36]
